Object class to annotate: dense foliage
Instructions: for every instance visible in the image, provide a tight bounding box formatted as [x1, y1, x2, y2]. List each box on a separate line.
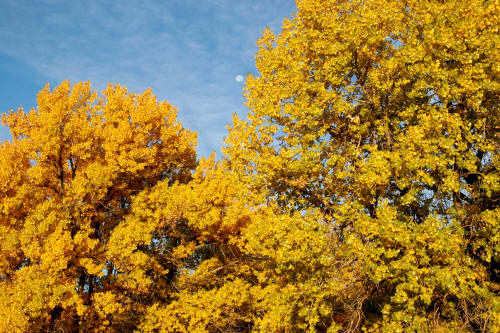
[0, 82, 197, 331]
[0, 0, 498, 332]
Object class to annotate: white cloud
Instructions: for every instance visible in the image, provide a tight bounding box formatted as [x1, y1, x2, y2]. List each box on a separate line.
[0, 0, 296, 157]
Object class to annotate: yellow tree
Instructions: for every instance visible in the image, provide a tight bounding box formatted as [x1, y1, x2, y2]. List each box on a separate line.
[1, 0, 499, 331]
[0, 81, 197, 331]
[225, 0, 499, 331]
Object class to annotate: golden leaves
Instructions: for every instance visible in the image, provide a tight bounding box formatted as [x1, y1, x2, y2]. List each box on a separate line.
[0, 0, 499, 331]
[0, 81, 197, 331]
[224, 0, 499, 331]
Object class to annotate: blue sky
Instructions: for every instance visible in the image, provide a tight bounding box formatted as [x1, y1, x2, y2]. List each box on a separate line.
[0, 0, 296, 157]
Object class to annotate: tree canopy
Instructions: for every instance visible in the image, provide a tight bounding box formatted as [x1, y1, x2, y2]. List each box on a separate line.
[0, 0, 498, 332]
[225, 0, 499, 330]
[0, 81, 197, 331]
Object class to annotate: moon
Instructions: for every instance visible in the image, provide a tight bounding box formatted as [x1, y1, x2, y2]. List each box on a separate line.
[235, 75, 244, 83]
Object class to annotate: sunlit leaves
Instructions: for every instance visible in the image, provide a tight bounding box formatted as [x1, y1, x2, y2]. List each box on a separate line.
[225, 0, 499, 331]
[0, 0, 499, 331]
[0, 81, 197, 331]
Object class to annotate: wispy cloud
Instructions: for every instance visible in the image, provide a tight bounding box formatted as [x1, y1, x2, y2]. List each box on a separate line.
[0, 0, 296, 156]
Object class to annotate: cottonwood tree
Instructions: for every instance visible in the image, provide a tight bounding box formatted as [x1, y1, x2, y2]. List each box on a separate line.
[0, 81, 197, 331]
[223, 0, 499, 331]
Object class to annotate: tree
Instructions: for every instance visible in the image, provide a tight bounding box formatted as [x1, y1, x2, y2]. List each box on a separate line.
[0, 81, 197, 331]
[224, 0, 499, 331]
[1, 0, 499, 331]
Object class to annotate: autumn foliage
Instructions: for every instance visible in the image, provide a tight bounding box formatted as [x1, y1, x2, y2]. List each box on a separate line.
[0, 0, 499, 332]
